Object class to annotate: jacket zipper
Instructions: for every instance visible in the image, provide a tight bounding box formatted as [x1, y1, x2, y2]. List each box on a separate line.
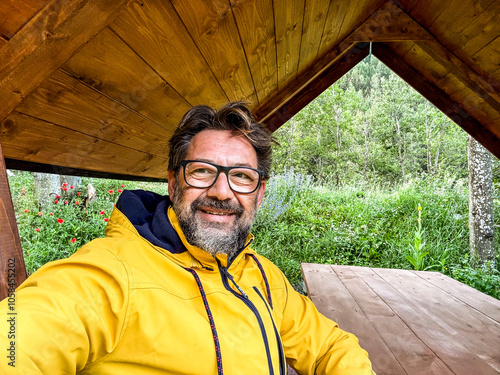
[217, 261, 275, 375]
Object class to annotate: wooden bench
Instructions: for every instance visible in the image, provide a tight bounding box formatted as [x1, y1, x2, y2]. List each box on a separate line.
[301, 263, 500, 374]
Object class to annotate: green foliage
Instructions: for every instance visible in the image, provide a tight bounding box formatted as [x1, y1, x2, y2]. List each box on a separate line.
[252, 171, 499, 299]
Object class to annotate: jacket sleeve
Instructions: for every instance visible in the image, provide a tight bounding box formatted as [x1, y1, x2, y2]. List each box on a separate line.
[0, 241, 130, 374]
[278, 273, 374, 375]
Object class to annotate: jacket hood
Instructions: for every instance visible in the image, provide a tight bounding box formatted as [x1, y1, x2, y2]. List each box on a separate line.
[115, 189, 186, 254]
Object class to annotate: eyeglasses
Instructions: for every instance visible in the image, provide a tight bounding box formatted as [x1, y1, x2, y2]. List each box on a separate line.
[181, 160, 263, 194]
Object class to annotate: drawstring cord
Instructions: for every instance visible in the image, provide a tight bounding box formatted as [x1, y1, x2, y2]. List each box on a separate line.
[249, 254, 273, 309]
[184, 268, 223, 375]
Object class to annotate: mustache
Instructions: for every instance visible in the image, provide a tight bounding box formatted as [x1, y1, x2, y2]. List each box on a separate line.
[191, 196, 244, 215]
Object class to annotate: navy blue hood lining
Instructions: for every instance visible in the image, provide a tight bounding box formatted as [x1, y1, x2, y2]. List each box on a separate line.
[116, 190, 186, 254]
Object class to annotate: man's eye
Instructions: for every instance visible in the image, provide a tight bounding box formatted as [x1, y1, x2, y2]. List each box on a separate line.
[193, 168, 211, 174]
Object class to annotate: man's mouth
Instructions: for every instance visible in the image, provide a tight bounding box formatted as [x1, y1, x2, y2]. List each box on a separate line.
[202, 209, 234, 216]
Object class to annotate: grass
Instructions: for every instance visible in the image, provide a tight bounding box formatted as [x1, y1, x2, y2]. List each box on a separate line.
[7, 170, 500, 299]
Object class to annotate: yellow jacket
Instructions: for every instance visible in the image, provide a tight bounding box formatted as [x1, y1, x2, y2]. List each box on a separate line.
[0, 191, 373, 374]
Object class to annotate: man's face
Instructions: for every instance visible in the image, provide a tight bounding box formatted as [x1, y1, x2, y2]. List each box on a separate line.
[168, 130, 266, 257]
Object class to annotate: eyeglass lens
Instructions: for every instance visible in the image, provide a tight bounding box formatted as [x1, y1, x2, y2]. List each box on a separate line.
[184, 161, 260, 193]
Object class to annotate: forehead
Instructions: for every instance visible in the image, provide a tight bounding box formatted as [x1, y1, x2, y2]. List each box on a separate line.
[187, 130, 258, 167]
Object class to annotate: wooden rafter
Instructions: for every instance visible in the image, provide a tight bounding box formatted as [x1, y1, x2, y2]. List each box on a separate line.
[373, 43, 500, 157]
[0, 0, 132, 123]
[0, 143, 27, 299]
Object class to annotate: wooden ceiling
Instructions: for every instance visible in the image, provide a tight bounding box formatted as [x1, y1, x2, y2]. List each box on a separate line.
[0, 0, 498, 181]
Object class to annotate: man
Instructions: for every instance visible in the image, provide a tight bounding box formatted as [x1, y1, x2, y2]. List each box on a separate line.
[0, 102, 374, 374]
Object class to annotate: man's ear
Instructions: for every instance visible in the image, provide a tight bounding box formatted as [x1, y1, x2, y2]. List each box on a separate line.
[256, 180, 266, 207]
[167, 170, 176, 197]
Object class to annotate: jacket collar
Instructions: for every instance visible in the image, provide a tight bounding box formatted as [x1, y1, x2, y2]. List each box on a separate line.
[111, 189, 255, 269]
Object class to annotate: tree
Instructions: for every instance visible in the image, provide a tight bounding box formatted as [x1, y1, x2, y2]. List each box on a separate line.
[468, 135, 495, 265]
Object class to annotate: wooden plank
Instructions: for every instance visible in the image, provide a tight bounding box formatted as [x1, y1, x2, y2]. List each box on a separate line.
[405, 0, 453, 31]
[260, 42, 368, 132]
[301, 263, 405, 374]
[62, 27, 190, 126]
[0, 142, 28, 300]
[333, 266, 454, 375]
[317, 0, 351, 61]
[373, 43, 500, 160]
[229, 0, 277, 104]
[255, 39, 358, 126]
[429, 0, 495, 45]
[354, 267, 498, 375]
[170, 0, 257, 104]
[0, 36, 6, 49]
[470, 35, 500, 79]
[0, 112, 169, 179]
[16, 69, 173, 157]
[373, 268, 500, 374]
[414, 271, 500, 323]
[274, 0, 305, 90]
[345, 1, 434, 42]
[0, 0, 50, 39]
[110, 0, 226, 109]
[415, 40, 500, 111]
[0, 0, 131, 122]
[297, 0, 331, 73]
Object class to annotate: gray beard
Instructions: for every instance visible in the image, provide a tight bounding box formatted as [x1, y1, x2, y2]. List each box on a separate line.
[172, 183, 257, 258]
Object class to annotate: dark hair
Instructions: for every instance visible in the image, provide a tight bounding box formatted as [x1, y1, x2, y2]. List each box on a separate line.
[168, 102, 274, 179]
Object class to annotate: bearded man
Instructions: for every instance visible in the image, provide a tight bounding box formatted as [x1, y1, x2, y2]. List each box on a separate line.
[0, 102, 374, 374]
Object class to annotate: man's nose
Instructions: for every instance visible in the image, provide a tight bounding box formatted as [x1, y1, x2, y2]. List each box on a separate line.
[207, 172, 234, 200]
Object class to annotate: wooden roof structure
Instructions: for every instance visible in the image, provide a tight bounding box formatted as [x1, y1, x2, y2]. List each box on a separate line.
[0, 0, 499, 294]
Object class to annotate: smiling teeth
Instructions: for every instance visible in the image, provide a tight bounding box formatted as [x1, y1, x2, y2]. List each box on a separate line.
[205, 210, 231, 216]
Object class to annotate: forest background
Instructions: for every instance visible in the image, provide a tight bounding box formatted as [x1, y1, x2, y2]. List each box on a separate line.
[8, 57, 500, 299]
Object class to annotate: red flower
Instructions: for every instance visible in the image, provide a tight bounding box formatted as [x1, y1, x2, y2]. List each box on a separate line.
[57, 218, 64, 224]
[64, 200, 68, 205]
[38, 212, 43, 216]
[24, 209, 29, 213]
[108, 190, 114, 194]
[62, 183, 68, 187]
[50, 212, 54, 216]
[63, 187, 68, 191]
[54, 200, 59, 204]
[121, 185, 125, 188]
[77, 192, 81, 196]
[70, 185, 74, 189]
[56, 195, 61, 198]
[104, 218, 109, 222]
[75, 201, 79, 205]
[70, 238, 76, 243]
[100, 210, 105, 215]
[117, 189, 123, 193]
[35, 228, 40, 232]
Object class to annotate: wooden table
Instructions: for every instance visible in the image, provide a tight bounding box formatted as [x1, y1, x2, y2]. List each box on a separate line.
[300, 263, 500, 375]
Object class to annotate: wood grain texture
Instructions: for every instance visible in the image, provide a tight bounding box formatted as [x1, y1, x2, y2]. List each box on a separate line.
[373, 43, 500, 157]
[62, 27, 190, 127]
[15, 69, 173, 157]
[302, 264, 500, 375]
[274, 0, 305, 90]
[0, 112, 169, 179]
[297, 0, 331, 73]
[229, 0, 277, 104]
[171, 0, 257, 104]
[0, 143, 27, 300]
[0, 0, 132, 122]
[110, 0, 227, 108]
[0, 0, 49, 39]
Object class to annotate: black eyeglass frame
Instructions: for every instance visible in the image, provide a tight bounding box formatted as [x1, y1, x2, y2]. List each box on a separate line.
[180, 160, 264, 194]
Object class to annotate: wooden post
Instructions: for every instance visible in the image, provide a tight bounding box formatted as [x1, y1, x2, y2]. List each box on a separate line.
[0, 142, 27, 300]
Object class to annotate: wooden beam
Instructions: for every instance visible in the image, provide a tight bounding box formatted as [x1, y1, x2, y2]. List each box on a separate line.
[260, 43, 369, 132]
[373, 43, 500, 160]
[5, 158, 168, 183]
[0, 0, 131, 122]
[0, 142, 27, 300]
[254, 40, 358, 126]
[345, 1, 433, 42]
